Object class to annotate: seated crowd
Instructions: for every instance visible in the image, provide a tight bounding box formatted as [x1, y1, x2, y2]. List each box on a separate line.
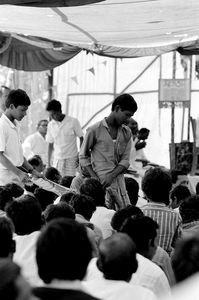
[0, 157, 199, 300]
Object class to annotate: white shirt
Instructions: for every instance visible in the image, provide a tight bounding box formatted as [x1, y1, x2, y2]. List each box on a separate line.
[46, 115, 83, 160]
[22, 131, 48, 164]
[0, 114, 24, 168]
[83, 277, 157, 300]
[90, 206, 115, 239]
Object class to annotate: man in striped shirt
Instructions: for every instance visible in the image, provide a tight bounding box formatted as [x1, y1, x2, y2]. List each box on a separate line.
[141, 167, 182, 255]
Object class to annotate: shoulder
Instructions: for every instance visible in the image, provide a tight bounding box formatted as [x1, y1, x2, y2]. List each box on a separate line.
[86, 121, 103, 133]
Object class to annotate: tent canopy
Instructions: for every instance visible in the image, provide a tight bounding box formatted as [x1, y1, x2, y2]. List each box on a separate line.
[0, 0, 199, 70]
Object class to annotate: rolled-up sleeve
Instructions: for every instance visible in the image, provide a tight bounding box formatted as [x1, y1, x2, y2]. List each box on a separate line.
[79, 129, 95, 167]
[118, 138, 131, 169]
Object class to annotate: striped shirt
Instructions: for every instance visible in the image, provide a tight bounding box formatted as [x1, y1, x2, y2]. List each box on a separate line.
[141, 202, 182, 255]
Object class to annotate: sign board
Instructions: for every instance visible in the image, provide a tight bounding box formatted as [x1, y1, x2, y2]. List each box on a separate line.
[159, 79, 190, 102]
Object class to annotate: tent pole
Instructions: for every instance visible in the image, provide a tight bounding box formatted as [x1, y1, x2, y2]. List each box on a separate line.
[113, 58, 117, 99]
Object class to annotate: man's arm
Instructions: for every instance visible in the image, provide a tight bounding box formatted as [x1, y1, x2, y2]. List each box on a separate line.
[22, 157, 43, 178]
[0, 151, 26, 180]
[47, 143, 54, 167]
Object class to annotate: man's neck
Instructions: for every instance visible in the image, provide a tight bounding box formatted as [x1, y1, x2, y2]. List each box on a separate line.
[4, 111, 15, 123]
[106, 114, 119, 129]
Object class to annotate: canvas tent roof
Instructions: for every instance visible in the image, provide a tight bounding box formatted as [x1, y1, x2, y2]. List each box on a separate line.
[0, 0, 199, 71]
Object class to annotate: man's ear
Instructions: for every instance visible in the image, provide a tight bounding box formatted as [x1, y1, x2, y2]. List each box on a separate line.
[114, 105, 121, 112]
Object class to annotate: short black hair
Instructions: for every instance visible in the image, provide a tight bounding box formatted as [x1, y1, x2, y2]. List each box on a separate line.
[170, 185, 191, 205]
[111, 205, 143, 232]
[138, 128, 150, 135]
[70, 194, 96, 221]
[6, 195, 42, 235]
[44, 202, 75, 223]
[60, 191, 76, 204]
[0, 187, 13, 211]
[5, 89, 30, 108]
[172, 235, 199, 283]
[28, 155, 42, 168]
[142, 167, 172, 204]
[4, 183, 24, 199]
[44, 167, 61, 184]
[34, 188, 57, 211]
[36, 218, 92, 283]
[125, 177, 139, 206]
[46, 99, 61, 112]
[60, 176, 74, 188]
[0, 217, 15, 258]
[179, 195, 199, 223]
[121, 216, 159, 254]
[80, 177, 106, 207]
[112, 94, 137, 113]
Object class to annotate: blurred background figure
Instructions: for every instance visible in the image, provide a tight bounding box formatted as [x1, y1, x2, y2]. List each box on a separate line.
[0, 85, 11, 116]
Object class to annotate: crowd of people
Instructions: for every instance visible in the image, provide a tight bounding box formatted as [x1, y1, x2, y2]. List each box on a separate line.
[0, 87, 198, 299]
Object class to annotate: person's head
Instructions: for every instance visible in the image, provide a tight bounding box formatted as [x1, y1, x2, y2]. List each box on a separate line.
[0, 259, 33, 300]
[142, 167, 172, 204]
[170, 169, 189, 186]
[170, 185, 191, 209]
[44, 202, 75, 223]
[0, 186, 13, 211]
[0, 217, 15, 259]
[28, 155, 44, 173]
[60, 191, 76, 204]
[37, 119, 48, 137]
[6, 195, 42, 235]
[172, 235, 199, 283]
[44, 167, 61, 184]
[36, 218, 92, 283]
[111, 94, 137, 126]
[125, 177, 139, 206]
[0, 85, 11, 111]
[138, 128, 150, 140]
[97, 233, 137, 281]
[80, 177, 106, 207]
[4, 183, 24, 199]
[60, 176, 74, 188]
[70, 194, 96, 221]
[5, 89, 30, 121]
[121, 216, 159, 259]
[127, 118, 138, 135]
[111, 205, 143, 232]
[179, 195, 199, 224]
[46, 99, 62, 121]
[34, 188, 57, 211]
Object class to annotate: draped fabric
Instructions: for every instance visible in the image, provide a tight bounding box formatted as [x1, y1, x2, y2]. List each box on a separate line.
[0, 0, 104, 7]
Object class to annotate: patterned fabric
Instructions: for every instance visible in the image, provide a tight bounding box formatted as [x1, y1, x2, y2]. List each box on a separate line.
[54, 155, 79, 177]
[142, 202, 182, 255]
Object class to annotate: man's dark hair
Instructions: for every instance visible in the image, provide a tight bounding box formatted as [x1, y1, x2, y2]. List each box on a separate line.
[70, 194, 96, 221]
[6, 195, 42, 235]
[44, 167, 61, 184]
[139, 128, 150, 135]
[172, 235, 199, 283]
[60, 191, 76, 204]
[121, 216, 159, 255]
[44, 202, 75, 223]
[46, 99, 61, 112]
[34, 188, 57, 211]
[179, 195, 199, 224]
[111, 205, 143, 232]
[170, 169, 188, 184]
[97, 233, 137, 281]
[0, 259, 21, 300]
[28, 155, 42, 168]
[60, 176, 74, 188]
[36, 218, 92, 283]
[112, 94, 137, 113]
[142, 167, 172, 204]
[4, 183, 24, 199]
[125, 177, 139, 206]
[0, 187, 13, 211]
[80, 177, 106, 207]
[170, 185, 191, 205]
[5, 89, 30, 108]
[0, 217, 15, 258]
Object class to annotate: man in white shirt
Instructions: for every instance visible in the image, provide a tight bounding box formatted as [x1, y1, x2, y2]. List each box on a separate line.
[22, 119, 48, 165]
[83, 233, 157, 300]
[46, 99, 83, 177]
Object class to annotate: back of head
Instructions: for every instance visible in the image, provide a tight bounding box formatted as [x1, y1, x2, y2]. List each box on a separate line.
[60, 191, 76, 204]
[6, 195, 42, 235]
[179, 195, 199, 224]
[172, 235, 199, 283]
[34, 187, 57, 211]
[36, 218, 92, 283]
[4, 183, 24, 199]
[125, 177, 139, 205]
[44, 202, 75, 223]
[111, 205, 143, 232]
[97, 233, 137, 281]
[70, 194, 96, 221]
[5, 89, 30, 108]
[0, 217, 15, 258]
[0, 186, 13, 211]
[170, 169, 188, 185]
[142, 167, 172, 204]
[138, 128, 150, 140]
[60, 176, 74, 188]
[46, 99, 61, 112]
[170, 185, 191, 207]
[44, 167, 61, 184]
[112, 94, 137, 113]
[80, 177, 106, 207]
[121, 215, 158, 258]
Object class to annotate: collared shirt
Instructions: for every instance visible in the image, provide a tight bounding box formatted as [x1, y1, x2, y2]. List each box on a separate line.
[141, 202, 182, 254]
[79, 118, 131, 180]
[90, 206, 115, 239]
[46, 115, 83, 160]
[0, 113, 24, 168]
[22, 131, 48, 164]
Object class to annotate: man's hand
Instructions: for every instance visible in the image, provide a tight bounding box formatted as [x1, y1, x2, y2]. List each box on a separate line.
[135, 141, 146, 150]
[101, 173, 115, 189]
[31, 169, 45, 179]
